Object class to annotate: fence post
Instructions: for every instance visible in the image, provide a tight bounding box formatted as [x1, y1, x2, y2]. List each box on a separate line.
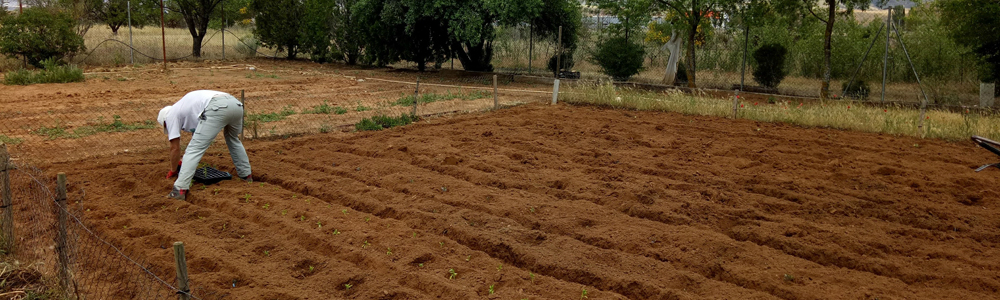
[555, 26, 563, 79]
[733, 90, 739, 119]
[551, 79, 560, 105]
[493, 75, 499, 110]
[173, 242, 191, 300]
[0, 144, 13, 254]
[528, 23, 533, 75]
[159, 0, 167, 70]
[881, 7, 892, 103]
[128, 0, 134, 65]
[221, 0, 226, 60]
[56, 173, 70, 297]
[413, 79, 420, 117]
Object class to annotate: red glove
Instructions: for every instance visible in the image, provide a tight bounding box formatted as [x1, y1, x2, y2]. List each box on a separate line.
[167, 161, 181, 179]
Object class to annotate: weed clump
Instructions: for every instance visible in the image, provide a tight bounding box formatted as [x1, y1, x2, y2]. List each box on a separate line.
[355, 114, 417, 131]
[4, 59, 84, 85]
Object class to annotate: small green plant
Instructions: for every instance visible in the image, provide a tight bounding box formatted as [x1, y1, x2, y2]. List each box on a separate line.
[263, 250, 270, 256]
[320, 124, 332, 133]
[344, 283, 352, 290]
[262, 203, 270, 210]
[331, 229, 341, 235]
[581, 288, 588, 299]
[342, 209, 348, 215]
[364, 216, 370, 222]
[386, 247, 393, 255]
[488, 284, 495, 295]
[247, 106, 296, 123]
[465, 255, 471, 261]
[355, 114, 418, 131]
[308, 265, 314, 272]
[300, 215, 306, 221]
[281, 209, 288, 216]
[243, 193, 251, 203]
[316, 221, 323, 228]
[0, 135, 24, 145]
[362, 240, 370, 248]
[448, 269, 458, 280]
[418, 263, 424, 267]
[783, 274, 795, 282]
[303, 101, 334, 114]
[355, 103, 371, 112]
[529, 272, 535, 283]
[497, 264, 503, 271]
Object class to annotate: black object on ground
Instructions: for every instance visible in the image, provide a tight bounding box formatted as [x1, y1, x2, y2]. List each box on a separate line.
[971, 136, 1000, 172]
[193, 166, 232, 185]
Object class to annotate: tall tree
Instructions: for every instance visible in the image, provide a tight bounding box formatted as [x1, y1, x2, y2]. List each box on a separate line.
[169, 0, 224, 58]
[249, 0, 303, 59]
[800, 0, 869, 99]
[94, 0, 161, 35]
[938, 0, 1000, 83]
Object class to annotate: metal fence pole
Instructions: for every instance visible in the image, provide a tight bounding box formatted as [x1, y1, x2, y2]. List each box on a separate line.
[413, 79, 420, 117]
[881, 7, 892, 103]
[173, 242, 191, 300]
[528, 23, 534, 75]
[0, 144, 12, 254]
[222, 0, 226, 60]
[890, 23, 930, 132]
[128, 0, 134, 65]
[555, 26, 563, 79]
[159, 0, 167, 70]
[56, 173, 70, 297]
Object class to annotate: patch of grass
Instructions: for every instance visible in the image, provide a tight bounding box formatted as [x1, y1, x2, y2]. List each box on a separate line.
[34, 115, 156, 140]
[355, 114, 418, 132]
[3, 59, 85, 85]
[563, 82, 1000, 141]
[0, 135, 23, 145]
[355, 104, 371, 112]
[390, 90, 492, 106]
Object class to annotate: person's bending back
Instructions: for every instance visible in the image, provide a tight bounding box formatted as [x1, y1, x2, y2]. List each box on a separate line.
[158, 90, 252, 200]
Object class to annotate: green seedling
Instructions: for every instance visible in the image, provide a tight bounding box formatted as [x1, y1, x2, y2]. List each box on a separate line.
[364, 216, 370, 222]
[213, 189, 220, 195]
[412, 232, 417, 238]
[489, 284, 495, 295]
[439, 242, 445, 247]
[198, 216, 204, 220]
[331, 229, 341, 235]
[300, 215, 306, 221]
[308, 266, 314, 272]
[292, 194, 297, 198]
[418, 263, 424, 267]
[263, 250, 270, 256]
[344, 283, 352, 290]
[316, 221, 323, 229]
[529, 207, 536, 213]
[281, 209, 288, 216]
[529, 272, 535, 283]
[386, 247, 393, 256]
[441, 187, 448, 192]
[581, 288, 588, 299]
[243, 193, 251, 203]
[362, 240, 370, 249]
[497, 264, 503, 272]
[465, 255, 471, 262]
[342, 209, 349, 215]
[123, 225, 128, 230]
[262, 203, 270, 210]
[448, 269, 457, 280]
[222, 223, 227, 230]
[784, 274, 795, 282]
[259, 183, 264, 187]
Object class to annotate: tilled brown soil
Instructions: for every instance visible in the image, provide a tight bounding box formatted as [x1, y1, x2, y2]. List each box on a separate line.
[55, 103, 1000, 299]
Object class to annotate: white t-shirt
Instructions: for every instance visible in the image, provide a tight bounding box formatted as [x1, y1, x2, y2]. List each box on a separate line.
[165, 90, 225, 140]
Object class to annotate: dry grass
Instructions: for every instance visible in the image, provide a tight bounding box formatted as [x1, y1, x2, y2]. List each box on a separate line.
[72, 26, 258, 66]
[563, 81, 1000, 141]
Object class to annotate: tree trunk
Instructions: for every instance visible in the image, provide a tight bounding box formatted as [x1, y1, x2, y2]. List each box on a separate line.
[686, 1, 699, 88]
[453, 40, 494, 72]
[821, 0, 835, 99]
[192, 34, 205, 58]
[663, 30, 683, 85]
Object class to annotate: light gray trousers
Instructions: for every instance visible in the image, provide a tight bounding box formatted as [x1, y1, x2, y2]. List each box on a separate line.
[174, 94, 251, 190]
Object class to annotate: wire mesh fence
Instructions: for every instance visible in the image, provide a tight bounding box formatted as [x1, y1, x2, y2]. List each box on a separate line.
[0, 146, 222, 299]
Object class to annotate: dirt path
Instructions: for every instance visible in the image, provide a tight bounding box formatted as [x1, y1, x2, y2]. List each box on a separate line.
[52, 103, 1000, 299]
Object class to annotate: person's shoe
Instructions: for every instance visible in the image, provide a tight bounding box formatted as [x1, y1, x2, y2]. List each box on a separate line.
[168, 188, 188, 201]
[239, 174, 253, 183]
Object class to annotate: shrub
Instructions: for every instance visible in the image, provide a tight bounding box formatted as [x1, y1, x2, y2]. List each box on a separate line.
[752, 43, 788, 89]
[0, 9, 85, 68]
[355, 114, 417, 131]
[841, 80, 871, 100]
[547, 52, 575, 77]
[3, 59, 85, 85]
[590, 36, 645, 81]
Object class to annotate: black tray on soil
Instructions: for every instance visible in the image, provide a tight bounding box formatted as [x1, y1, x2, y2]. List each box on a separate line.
[193, 166, 232, 185]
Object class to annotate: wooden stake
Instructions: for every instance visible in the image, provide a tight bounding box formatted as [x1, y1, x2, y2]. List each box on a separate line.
[493, 75, 499, 110]
[0, 144, 12, 254]
[56, 173, 70, 296]
[174, 242, 190, 300]
[413, 79, 420, 117]
[733, 90, 739, 119]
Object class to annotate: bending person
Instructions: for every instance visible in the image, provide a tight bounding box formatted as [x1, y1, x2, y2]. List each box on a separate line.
[158, 90, 252, 200]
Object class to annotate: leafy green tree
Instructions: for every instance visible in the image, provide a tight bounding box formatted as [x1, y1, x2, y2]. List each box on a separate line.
[938, 0, 1000, 82]
[800, 0, 870, 99]
[250, 0, 303, 59]
[591, 36, 646, 80]
[210, 0, 252, 29]
[94, 0, 161, 35]
[0, 8, 85, 67]
[169, 0, 225, 57]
